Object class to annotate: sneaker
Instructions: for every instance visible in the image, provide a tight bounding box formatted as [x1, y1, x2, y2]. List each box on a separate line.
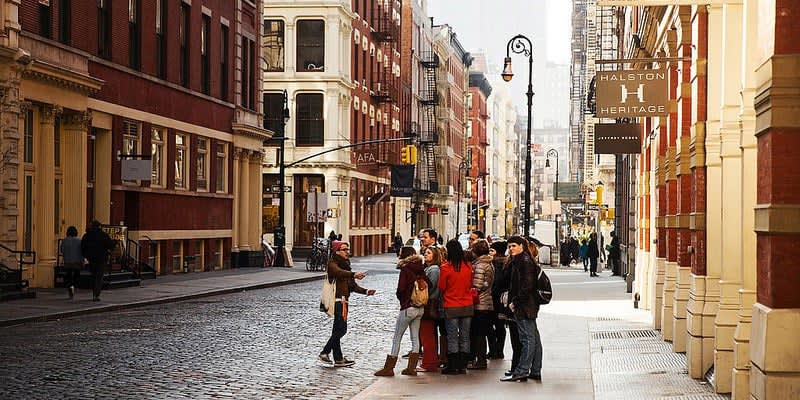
[68, 286, 75, 299]
[334, 358, 355, 367]
[318, 353, 332, 363]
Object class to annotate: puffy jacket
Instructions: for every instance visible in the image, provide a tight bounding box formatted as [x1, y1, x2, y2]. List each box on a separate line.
[396, 255, 428, 310]
[327, 254, 368, 299]
[472, 254, 495, 311]
[508, 252, 541, 320]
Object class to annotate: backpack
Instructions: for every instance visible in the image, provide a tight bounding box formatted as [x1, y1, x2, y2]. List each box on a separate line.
[410, 276, 429, 307]
[536, 267, 552, 305]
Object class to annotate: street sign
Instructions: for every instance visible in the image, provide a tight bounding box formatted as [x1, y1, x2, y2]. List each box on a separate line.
[285, 186, 292, 192]
[441, 208, 449, 215]
[271, 185, 281, 192]
[588, 204, 600, 211]
[426, 207, 439, 215]
[330, 190, 347, 197]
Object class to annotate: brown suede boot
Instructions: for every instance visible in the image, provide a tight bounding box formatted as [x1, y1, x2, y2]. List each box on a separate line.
[401, 353, 419, 376]
[374, 355, 398, 377]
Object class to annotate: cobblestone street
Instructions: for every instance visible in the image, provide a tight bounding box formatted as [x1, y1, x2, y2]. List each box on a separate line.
[0, 260, 401, 400]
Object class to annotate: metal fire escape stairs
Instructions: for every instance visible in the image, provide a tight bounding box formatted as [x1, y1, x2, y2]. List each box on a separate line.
[419, 51, 439, 194]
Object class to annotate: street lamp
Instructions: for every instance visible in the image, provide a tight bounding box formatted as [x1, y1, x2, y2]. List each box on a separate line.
[545, 148, 559, 200]
[502, 34, 534, 235]
[456, 160, 469, 236]
[273, 90, 291, 268]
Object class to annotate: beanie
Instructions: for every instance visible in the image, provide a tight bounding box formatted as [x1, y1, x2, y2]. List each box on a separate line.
[490, 240, 508, 256]
[331, 240, 346, 252]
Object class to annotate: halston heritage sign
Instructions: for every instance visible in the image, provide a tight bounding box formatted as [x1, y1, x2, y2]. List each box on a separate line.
[594, 123, 642, 154]
[595, 69, 668, 118]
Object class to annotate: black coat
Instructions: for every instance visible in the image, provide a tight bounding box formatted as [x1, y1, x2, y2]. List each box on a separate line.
[588, 238, 600, 259]
[491, 256, 510, 315]
[609, 236, 621, 259]
[80, 227, 115, 264]
[508, 252, 540, 320]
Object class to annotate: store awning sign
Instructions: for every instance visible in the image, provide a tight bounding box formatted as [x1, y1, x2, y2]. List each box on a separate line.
[596, 69, 668, 118]
[594, 123, 642, 154]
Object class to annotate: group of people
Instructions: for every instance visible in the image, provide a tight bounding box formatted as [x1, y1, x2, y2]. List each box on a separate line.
[559, 231, 621, 277]
[318, 228, 545, 382]
[59, 221, 117, 301]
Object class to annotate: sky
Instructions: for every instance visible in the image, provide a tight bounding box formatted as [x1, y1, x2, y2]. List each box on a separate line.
[427, 0, 573, 125]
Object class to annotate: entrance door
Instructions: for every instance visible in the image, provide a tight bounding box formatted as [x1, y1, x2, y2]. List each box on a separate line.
[293, 175, 325, 247]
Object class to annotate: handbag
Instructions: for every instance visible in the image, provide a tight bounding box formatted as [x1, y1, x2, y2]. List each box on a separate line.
[469, 287, 480, 305]
[423, 296, 440, 320]
[319, 277, 336, 318]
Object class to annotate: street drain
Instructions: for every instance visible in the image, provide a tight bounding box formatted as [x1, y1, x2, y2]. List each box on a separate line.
[591, 329, 659, 340]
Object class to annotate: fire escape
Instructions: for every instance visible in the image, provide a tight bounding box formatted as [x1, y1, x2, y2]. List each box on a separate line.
[371, 2, 399, 162]
[417, 51, 440, 193]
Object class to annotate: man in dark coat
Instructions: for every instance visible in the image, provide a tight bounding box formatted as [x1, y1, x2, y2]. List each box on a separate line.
[609, 231, 621, 276]
[80, 221, 115, 301]
[501, 236, 543, 382]
[588, 232, 600, 277]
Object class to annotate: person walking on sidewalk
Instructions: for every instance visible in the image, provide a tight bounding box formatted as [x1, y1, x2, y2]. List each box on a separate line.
[487, 240, 508, 361]
[609, 231, 621, 276]
[319, 241, 376, 367]
[501, 236, 543, 382]
[418, 246, 443, 372]
[579, 238, 589, 272]
[60, 226, 83, 299]
[375, 247, 428, 377]
[80, 221, 115, 302]
[467, 239, 494, 370]
[438, 239, 474, 374]
[588, 232, 600, 277]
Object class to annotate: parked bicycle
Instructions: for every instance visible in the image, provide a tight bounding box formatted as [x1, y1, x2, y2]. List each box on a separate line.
[305, 238, 330, 271]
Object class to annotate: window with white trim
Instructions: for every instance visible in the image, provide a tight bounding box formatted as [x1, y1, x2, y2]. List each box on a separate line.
[122, 119, 140, 184]
[215, 142, 227, 192]
[151, 127, 165, 187]
[196, 137, 209, 191]
[174, 133, 188, 189]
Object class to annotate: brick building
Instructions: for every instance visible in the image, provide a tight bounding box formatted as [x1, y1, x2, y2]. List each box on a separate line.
[467, 71, 491, 232]
[0, 0, 269, 288]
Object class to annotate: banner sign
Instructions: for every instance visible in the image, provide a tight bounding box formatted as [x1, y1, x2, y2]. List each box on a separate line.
[596, 69, 668, 117]
[121, 159, 152, 181]
[306, 191, 328, 223]
[390, 165, 415, 198]
[594, 123, 642, 154]
[555, 182, 582, 202]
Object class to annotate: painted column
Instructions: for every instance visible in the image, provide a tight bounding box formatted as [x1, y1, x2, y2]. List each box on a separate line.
[238, 149, 250, 251]
[249, 151, 262, 250]
[731, 1, 758, 398]
[0, 66, 23, 251]
[61, 112, 90, 235]
[33, 103, 61, 288]
[654, 121, 668, 331]
[661, 57, 680, 342]
[750, 1, 800, 399]
[686, 5, 712, 379]
[714, 2, 745, 393]
[672, 7, 694, 354]
[231, 149, 241, 252]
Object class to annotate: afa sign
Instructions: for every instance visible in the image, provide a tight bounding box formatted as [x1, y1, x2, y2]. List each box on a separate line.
[596, 69, 668, 118]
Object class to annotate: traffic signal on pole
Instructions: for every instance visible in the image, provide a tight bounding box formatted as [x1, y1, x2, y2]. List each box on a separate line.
[409, 145, 417, 164]
[400, 145, 410, 164]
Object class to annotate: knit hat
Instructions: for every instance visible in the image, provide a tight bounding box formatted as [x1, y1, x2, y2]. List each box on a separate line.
[331, 240, 347, 252]
[490, 240, 508, 256]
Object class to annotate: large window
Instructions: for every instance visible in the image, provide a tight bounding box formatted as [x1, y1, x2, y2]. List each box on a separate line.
[98, 0, 111, 59]
[179, 3, 190, 87]
[196, 137, 209, 191]
[296, 94, 323, 146]
[151, 128, 165, 187]
[215, 142, 227, 193]
[297, 20, 325, 72]
[155, 0, 167, 78]
[122, 120, 140, 184]
[175, 133, 188, 189]
[220, 24, 229, 101]
[263, 20, 284, 72]
[201, 14, 211, 95]
[59, 0, 71, 44]
[263, 92, 285, 136]
[39, 2, 51, 39]
[128, 0, 140, 70]
[241, 38, 256, 109]
[23, 109, 33, 164]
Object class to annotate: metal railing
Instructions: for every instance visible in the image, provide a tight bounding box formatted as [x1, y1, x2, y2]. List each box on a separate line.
[0, 242, 36, 291]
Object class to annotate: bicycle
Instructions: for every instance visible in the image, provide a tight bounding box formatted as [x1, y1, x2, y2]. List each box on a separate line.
[305, 238, 330, 271]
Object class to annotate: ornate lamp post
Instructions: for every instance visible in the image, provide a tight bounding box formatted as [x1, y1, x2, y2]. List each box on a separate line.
[502, 34, 534, 236]
[273, 90, 291, 268]
[545, 148, 559, 200]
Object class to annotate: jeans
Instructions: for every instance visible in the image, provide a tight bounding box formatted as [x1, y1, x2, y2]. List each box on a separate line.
[508, 320, 521, 370]
[322, 302, 348, 361]
[512, 318, 542, 376]
[445, 317, 471, 353]
[89, 261, 106, 298]
[389, 307, 424, 356]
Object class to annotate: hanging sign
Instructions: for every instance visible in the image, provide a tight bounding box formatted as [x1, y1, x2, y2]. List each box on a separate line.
[390, 165, 415, 198]
[595, 69, 668, 118]
[121, 159, 152, 181]
[594, 123, 642, 154]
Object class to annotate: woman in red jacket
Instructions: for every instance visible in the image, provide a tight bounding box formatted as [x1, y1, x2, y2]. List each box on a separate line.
[438, 239, 474, 374]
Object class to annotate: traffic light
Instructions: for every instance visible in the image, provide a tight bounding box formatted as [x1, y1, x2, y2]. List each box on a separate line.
[400, 145, 410, 164]
[400, 145, 418, 165]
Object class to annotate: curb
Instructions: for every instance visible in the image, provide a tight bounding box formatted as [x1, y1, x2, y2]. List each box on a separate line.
[0, 274, 324, 328]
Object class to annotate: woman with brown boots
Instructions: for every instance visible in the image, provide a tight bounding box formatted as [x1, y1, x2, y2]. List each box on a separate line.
[374, 246, 429, 377]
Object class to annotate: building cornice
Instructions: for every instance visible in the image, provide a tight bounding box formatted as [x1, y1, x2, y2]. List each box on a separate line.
[23, 60, 104, 94]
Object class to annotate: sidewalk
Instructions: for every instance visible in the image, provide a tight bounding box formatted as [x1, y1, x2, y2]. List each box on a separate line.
[0, 263, 326, 327]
